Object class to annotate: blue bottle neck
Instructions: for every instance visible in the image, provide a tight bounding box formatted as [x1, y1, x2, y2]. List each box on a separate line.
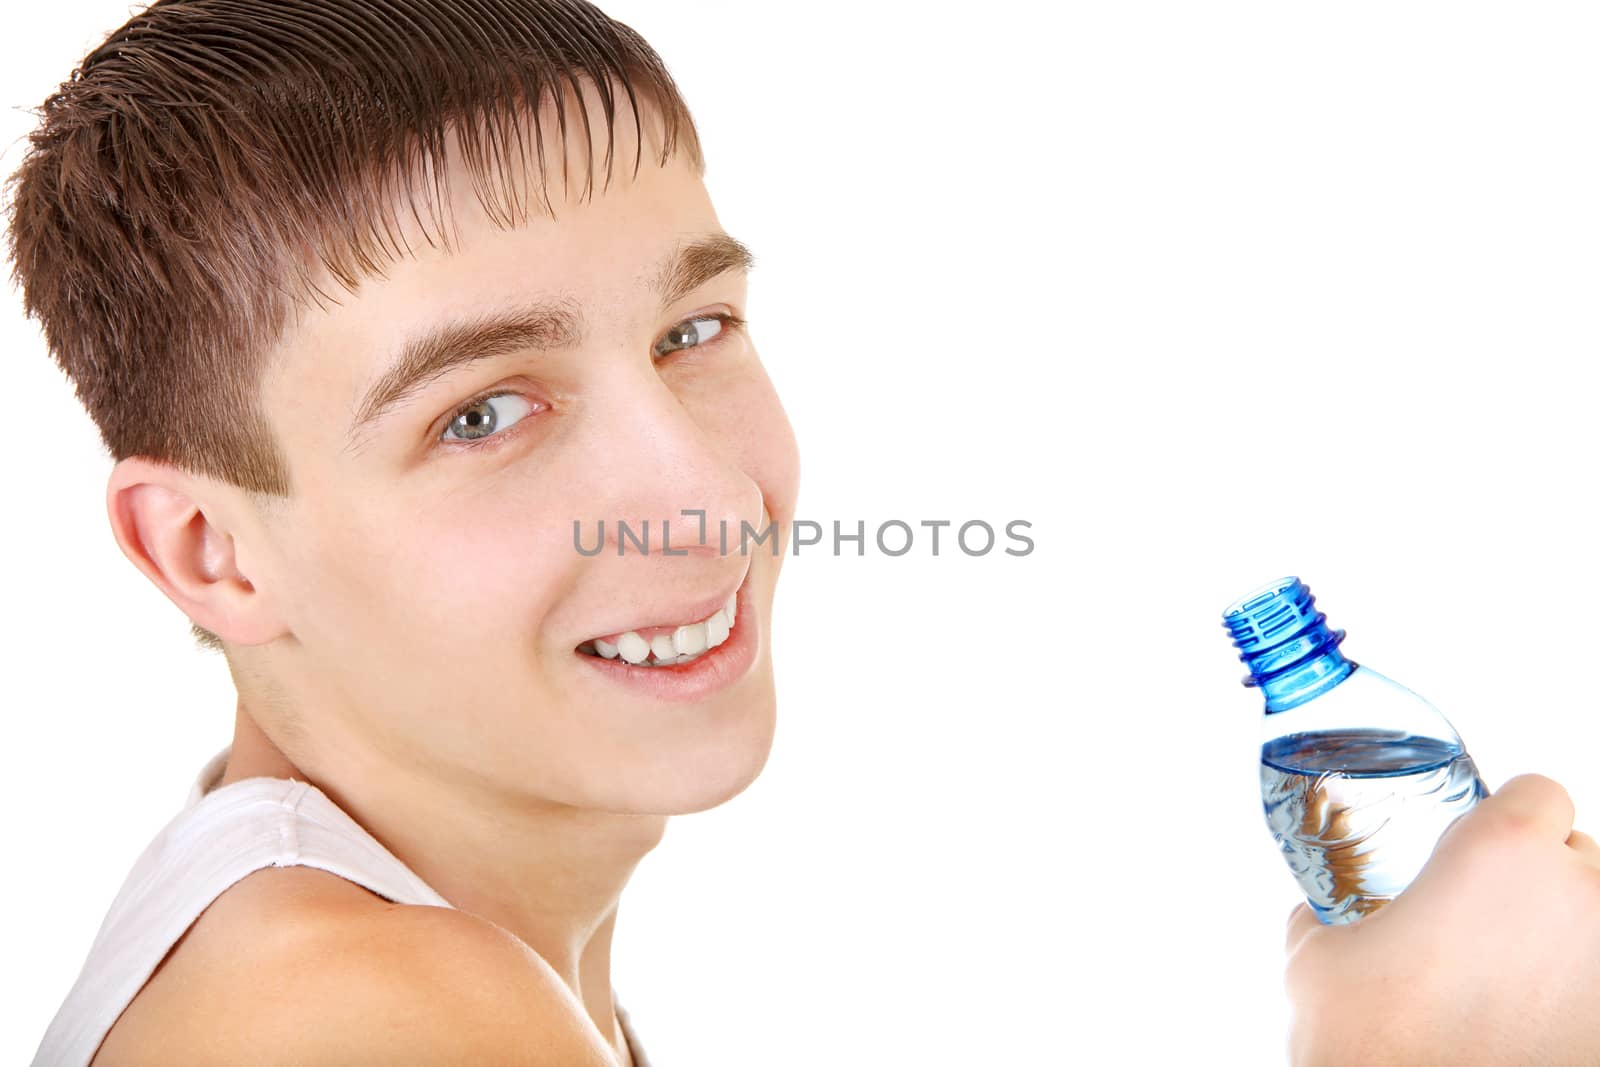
[1222, 577, 1360, 713]
[1249, 635, 1356, 712]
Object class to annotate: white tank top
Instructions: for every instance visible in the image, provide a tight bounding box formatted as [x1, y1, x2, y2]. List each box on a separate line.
[31, 745, 651, 1066]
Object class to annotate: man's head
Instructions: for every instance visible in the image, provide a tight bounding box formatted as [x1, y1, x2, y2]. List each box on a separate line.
[6, 0, 800, 816]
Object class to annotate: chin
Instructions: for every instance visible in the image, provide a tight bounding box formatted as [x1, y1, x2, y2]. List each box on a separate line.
[619, 687, 778, 816]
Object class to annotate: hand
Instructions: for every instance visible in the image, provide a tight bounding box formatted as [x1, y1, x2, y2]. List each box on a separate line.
[1284, 774, 1600, 1067]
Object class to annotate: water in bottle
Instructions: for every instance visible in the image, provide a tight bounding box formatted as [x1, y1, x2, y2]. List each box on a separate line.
[1221, 577, 1487, 925]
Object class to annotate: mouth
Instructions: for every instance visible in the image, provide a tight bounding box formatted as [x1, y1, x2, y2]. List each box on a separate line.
[572, 572, 758, 702]
[575, 577, 743, 670]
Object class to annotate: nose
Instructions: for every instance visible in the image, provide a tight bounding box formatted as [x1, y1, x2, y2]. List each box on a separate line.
[577, 359, 765, 561]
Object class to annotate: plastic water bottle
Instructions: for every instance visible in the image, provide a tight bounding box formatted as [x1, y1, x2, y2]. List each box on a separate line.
[1221, 577, 1488, 925]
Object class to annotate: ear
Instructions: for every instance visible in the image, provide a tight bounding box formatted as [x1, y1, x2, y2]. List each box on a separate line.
[105, 457, 287, 647]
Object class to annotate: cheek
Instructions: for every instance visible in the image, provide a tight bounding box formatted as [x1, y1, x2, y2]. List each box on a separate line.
[399, 489, 578, 647]
[300, 481, 575, 663]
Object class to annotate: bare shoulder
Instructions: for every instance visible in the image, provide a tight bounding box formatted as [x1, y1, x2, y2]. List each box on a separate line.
[92, 865, 613, 1067]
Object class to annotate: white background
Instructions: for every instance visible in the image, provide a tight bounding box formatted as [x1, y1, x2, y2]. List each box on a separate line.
[3, 3, 1597, 1064]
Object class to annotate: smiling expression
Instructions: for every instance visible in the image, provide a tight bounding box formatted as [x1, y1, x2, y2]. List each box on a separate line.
[231, 81, 801, 815]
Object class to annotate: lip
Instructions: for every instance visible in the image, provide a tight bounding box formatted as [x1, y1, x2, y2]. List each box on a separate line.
[578, 561, 750, 646]
[573, 573, 757, 702]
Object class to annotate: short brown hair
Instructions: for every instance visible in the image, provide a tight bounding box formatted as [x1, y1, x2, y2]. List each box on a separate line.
[5, 0, 703, 652]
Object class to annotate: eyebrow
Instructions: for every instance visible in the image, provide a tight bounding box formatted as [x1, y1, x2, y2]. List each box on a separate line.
[344, 232, 755, 450]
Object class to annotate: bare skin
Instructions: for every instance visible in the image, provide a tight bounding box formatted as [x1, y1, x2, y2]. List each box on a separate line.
[94, 78, 799, 1066]
[1285, 774, 1600, 1065]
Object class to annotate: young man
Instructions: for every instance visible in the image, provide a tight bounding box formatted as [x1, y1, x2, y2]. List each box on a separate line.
[15, 4, 1600, 1067]
[11, 2, 798, 1064]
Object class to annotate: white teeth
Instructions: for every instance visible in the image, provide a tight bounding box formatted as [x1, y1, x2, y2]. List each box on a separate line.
[615, 632, 650, 664]
[583, 589, 741, 666]
[674, 622, 707, 656]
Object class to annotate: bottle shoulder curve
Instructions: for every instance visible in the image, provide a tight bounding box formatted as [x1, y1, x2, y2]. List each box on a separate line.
[1262, 664, 1466, 745]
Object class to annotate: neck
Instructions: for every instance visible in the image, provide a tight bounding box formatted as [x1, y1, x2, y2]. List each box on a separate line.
[219, 701, 664, 1051]
[1253, 641, 1356, 712]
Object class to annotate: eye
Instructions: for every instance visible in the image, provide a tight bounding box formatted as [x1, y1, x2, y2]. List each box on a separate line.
[654, 311, 746, 360]
[440, 392, 536, 447]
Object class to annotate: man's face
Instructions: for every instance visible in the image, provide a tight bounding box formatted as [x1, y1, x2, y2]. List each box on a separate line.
[239, 94, 799, 815]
